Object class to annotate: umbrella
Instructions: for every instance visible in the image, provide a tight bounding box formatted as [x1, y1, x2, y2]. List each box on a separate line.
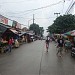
[0, 31, 2, 33]
[64, 31, 71, 36]
[71, 32, 75, 36]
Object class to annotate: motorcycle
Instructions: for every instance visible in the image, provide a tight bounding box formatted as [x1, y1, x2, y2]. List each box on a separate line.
[71, 47, 75, 57]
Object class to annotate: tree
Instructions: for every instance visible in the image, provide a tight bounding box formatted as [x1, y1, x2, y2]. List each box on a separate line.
[39, 27, 44, 37]
[29, 23, 40, 35]
[29, 23, 44, 36]
[47, 14, 75, 34]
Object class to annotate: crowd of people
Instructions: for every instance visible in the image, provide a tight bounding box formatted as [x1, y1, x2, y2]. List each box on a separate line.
[0, 35, 37, 53]
[0, 37, 20, 53]
[45, 35, 75, 57]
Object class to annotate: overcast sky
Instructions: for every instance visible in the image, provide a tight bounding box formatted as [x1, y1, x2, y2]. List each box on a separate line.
[0, 0, 73, 35]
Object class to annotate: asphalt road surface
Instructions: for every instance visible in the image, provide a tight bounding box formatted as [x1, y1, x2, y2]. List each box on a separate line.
[0, 40, 75, 75]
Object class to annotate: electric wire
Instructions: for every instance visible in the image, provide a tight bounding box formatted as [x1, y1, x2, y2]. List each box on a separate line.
[62, 1, 65, 14]
[0, 0, 26, 4]
[6, 1, 62, 14]
[0, 0, 63, 27]
[2, 1, 63, 19]
[65, 0, 74, 14]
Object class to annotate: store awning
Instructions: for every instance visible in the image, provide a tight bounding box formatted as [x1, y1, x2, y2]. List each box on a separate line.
[64, 31, 71, 36]
[19, 32, 26, 36]
[0, 23, 11, 33]
[64, 30, 75, 36]
[27, 33, 34, 36]
[10, 29, 18, 34]
[0, 31, 2, 33]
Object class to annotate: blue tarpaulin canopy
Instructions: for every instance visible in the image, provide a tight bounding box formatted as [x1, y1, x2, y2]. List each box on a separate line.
[19, 32, 26, 37]
[64, 31, 72, 36]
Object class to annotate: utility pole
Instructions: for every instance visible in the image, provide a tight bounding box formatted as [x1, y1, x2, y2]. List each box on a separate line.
[33, 14, 35, 24]
[65, 0, 74, 14]
[28, 19, 32, 28]
[54, 13, 60, 17]
[63, 0, 65, 2]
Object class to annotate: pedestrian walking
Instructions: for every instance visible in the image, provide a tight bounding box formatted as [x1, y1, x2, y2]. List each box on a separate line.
[50, 38, 52, 42]
[57, 35, 64, 57]
[45, 36, 50, 52]
[15, 39, 19, 48]
[64, 38, 71, 52]
[11, 37, 15, 48]
[55, 38, 57, 43]
[8, 38, 12, 52]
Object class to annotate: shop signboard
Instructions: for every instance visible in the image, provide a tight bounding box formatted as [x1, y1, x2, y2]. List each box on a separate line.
[0, 15, 8, 25]
[16, 22, 21, 29]
[8, 19, 13, 26]
[12, 20, 17, 28]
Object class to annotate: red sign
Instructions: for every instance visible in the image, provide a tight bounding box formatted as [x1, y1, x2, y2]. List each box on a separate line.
[16, 22, 21, 29]
[0, 15, 8, 25]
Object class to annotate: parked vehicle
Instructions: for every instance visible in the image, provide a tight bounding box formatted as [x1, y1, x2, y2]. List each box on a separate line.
[71, 47, 75, 57]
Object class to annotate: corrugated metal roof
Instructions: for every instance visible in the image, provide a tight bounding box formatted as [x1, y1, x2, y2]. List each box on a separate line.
[10, 29, 18, 34]
[19, 32, 26, 36]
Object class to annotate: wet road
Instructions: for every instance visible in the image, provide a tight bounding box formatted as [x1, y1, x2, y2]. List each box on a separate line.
[0, 40, 75, 75]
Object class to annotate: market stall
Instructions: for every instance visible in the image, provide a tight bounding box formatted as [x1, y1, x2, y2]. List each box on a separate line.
[2, 28, 20, 49]
[26, 32, 35, 42]
[0, 24, 11, 53]
[18, 31, 27, 44]
[64, 30, 75, 57]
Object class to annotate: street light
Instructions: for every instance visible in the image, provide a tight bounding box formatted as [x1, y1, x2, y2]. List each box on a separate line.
[54, 13, 60, 17]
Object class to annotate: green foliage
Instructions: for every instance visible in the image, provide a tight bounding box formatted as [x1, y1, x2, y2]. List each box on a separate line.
[47, 14, 75, 34]
[29, 23, 44, 36]
[39, 27, 44, 37]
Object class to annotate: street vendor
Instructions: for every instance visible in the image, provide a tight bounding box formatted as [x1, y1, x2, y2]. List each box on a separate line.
[8, 38, 13, 52]
[14, 39, 19, 48]
[64, 38, 72, 52]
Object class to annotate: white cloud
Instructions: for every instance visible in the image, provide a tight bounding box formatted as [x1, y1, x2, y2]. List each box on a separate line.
[0, 0, 73, 35]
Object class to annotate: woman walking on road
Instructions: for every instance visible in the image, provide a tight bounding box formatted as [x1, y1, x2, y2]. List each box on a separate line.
[57, 35, 64, 57]
[8, 38, 13, 52]
[45, 36, 50, 52]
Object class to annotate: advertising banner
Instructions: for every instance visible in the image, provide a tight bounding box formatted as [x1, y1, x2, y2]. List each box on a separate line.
[8, 19, 13, 26]
[16, 22, 21, 29]
[0, 15, 8, 25]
